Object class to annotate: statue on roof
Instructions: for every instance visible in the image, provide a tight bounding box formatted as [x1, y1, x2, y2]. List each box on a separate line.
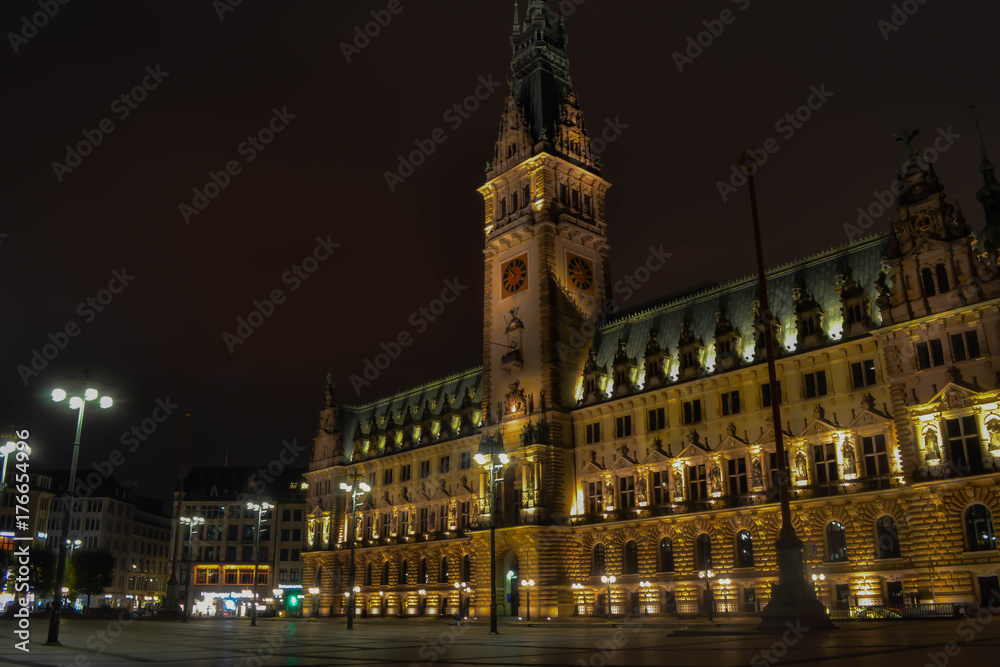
[893, 127, 922, 166]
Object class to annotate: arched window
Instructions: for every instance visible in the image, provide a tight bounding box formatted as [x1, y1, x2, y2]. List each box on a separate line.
[921, 267, 936, 297]
[624, 541, 639, 574]
[591, 544, 606, 576]
[736, 530, 755, 568]
[461, 554, 472, 583]
[965, 504, 997, 552]
[419, 557, 428, 584]
[875, 516, 901, 559]
[381, 561, 389, 585]
[935, 264, 950, 293]
[440, 556, 449, 583]
[658, 538, 674, 573]
[365, 562, 373, 586]
[826, 522, 848, 562]
[400, 559, 409, 585]
[695, 534, 712, 571]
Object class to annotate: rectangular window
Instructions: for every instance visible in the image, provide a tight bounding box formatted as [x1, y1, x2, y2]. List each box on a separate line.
[572, 189, 580, 209]
[615, 416, 633, 438]
[946, 416, 984, 475]
[583, 194, 592, 216]
[760, 380, 781, 408]
[281, 529, 290, 542]
[279, 569, 288, 582]
[851, 359, 877, 388]
[418, 508, 429, 533]
[804, 371, 828, 398]
[282, 509, 291, 522]
[586, 422, 601, 444]
[952, 331, 982, 362]
[383, 469, 393, 485]
[439, 456, 451, 474]
[459, 501, 471, 530]
[559, 184, 568, 205]
[652, 470, 669, 505]
[400, 465, 411, 482]
[648, 407, 666, 431]
[420, 460, 430, 478]
[280, 548, 289, 561]
[916, 339, 945, 369]
[721, 391, 741, 416]
[814, 443, 839, 484]
[862, 434, 890, 476]
[683, 400, 702, 424]
[381, 513, 391, 536]
[618, 476, 636, 509]
[291, 549, 299, 561]
[688, 465, 708, 500]
[290, 569, 299, 582]
[225, 568, 238, 584]
[727, 458, 748, 495]
[400, 511, 410, 535]
[460, 451, 472, 469]
[587, 481, 603, 514]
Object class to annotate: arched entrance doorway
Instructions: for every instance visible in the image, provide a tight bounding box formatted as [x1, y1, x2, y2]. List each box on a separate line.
[502, 551, 519, 616]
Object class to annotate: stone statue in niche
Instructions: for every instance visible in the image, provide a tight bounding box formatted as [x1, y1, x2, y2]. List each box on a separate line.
[673, 472, 684, 500]
[751, 458, 763, 488]
[637, 475, 648, 504]
[709, 466, 722, 494]
[987, 419, 1000, 451]
[794, 453, 808, 480]
[842, 443, 857, 475]
[924, 429, 942, 460]
[605, 477, 615, 504]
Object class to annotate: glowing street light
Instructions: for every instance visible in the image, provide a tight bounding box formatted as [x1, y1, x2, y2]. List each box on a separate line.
[246, 501, 274, 627]
[46, 380, 113, 646]
[476, 414, 508, 635]
[520, 579, 535, 622]
[308, 587, 320, 617]
[600, 575, 616, 621]
[340, 472, 370, 630]
[179, 515, 205, 622]
[698, 570, 717, 622]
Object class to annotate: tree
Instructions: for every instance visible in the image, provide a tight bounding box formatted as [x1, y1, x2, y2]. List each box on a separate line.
[27, 547, 55, 599]
[68, 549, 115, 613]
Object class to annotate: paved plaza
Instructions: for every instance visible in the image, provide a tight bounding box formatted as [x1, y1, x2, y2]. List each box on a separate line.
[1, 615, 1000, 667]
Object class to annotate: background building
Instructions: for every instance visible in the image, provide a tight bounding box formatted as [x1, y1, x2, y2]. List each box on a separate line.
[172, 466, 307, 617]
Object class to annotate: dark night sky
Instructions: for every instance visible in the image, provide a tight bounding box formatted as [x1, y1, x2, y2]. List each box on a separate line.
[3, 0, 1000, 505]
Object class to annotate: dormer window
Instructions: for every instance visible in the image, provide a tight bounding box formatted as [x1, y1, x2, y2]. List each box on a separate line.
[500, 198, 507, 218]
[523, 183, 531, 206]
[511, 192, 519, 211]
[935, 264, 950, 292]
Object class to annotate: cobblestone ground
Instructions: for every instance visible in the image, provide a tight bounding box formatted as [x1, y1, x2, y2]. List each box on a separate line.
[1, 615, 999, 666]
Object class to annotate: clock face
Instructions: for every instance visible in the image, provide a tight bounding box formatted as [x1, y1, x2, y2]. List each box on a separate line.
[567, 254, 594, 292]
[502, 255, 528, 295]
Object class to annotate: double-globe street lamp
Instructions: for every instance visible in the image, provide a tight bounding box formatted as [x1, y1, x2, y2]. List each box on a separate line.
[520, 579, 535, 621]
[46, 384, 112, 646]
[474, 421, 508, 635]
[600, 575, 616, 621]
[308, 587, 320, 618]
[340, 472, 370, 630]
[246, 501, 273, 627]
[179, 515, 205, 620]
[698, 569, 719, 622]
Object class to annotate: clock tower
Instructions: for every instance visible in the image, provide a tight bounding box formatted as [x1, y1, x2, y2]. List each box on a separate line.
[479, 0, 611, 461]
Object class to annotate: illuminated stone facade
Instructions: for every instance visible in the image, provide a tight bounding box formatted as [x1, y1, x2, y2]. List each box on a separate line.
[303, 2, 1000, 619]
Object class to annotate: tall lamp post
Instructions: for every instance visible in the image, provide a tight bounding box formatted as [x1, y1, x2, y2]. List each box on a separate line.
[339, 472, 370, 630]
[698, 569, 716, 622]
[520, 579, 535, 621]
[600, 575, 616, 621]
[46, 384, 113, 646]
[474, 420, 508, 635]
[246, 501, 273, 627]
[308, 587, 320, 618]
[744, 151, 834, 632]
[178, 515, 204, 620]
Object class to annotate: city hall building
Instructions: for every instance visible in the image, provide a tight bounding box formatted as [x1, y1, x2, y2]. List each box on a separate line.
[303, 1, 1000, 619]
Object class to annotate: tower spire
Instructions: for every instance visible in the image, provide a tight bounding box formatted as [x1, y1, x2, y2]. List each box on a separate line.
[512, 1, 520, 36]
[971, 104, 998, 188]
[970, 104, 1000, 252]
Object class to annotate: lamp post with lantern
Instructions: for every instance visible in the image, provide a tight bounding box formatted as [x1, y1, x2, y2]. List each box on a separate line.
[475, 417, 508, 635]
[46, 382, 113, 646]
[340, 472, 370, 630]
[246, 501, 273, 627]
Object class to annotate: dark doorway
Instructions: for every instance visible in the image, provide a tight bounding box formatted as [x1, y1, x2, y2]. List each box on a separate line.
[663, 590, 676, 614]
[628, 591, 641, 615]
[886, 581, 903, 604]
[978, 576, 1000, 609]
[743, 587, 756, 612]
[836, 584, 850, 609]
[595, 592, 606, 617]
